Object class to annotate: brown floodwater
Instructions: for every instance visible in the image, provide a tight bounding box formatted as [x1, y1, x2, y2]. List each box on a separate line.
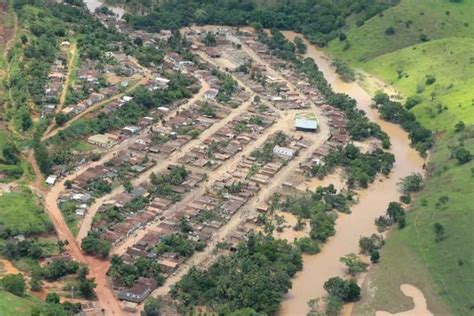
[83, 0, 124, 17]
[278, 32, 425, 315]
[376, 284, 433, 316]
[57, 16, 424, 313]
[272, 211, 311, 243]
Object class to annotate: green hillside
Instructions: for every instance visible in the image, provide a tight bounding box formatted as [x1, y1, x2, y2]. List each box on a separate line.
[364, 37, 474, 130]
[327, 1, 474, 130]
[324, 0, 474, 314]
[327, 0, 474, 63]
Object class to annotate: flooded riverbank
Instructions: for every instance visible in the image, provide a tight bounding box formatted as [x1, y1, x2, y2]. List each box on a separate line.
[376, 284, 433, 316]
[278, 32, 425, 315]
[83, 0, 124, 17]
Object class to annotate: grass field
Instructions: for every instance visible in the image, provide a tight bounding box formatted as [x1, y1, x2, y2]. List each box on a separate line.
[0, 188, 51, 236]
[327, 0, 474, 63]
[326, 0, 474, 130]
[0, 290, 38, 315]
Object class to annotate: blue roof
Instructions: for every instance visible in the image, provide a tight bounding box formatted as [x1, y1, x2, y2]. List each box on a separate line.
[295, 118, 318, 130]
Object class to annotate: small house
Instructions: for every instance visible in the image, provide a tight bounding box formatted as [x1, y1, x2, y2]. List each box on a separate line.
[122, 126, 141, 135]
[117, 277, 157, 303]
[204, 88, 219, 100]
[88, 134, 117, 148]
[46, 175, 58, 186]
[295, 114, 318, 132]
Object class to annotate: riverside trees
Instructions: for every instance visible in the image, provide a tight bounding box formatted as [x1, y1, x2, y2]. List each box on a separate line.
[310, 144, 395, 189]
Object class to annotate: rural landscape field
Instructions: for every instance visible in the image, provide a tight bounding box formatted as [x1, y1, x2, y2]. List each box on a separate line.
[0, 0, 471, 315]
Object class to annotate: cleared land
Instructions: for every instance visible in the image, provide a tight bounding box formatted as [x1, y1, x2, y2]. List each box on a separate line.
[364, 38, 474, 130]
[327, 0, 474, 129]
[0, 189, 51, 236]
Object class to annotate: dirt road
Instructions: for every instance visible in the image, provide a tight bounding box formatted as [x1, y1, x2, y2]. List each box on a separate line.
[29, 155, 124, 314]
[31, 74, 211, 314]
[43, 43, 78, 136]
[41, 27, 335, 315]
[58, 43, 77, 110]
[42, 75, 147, 141]
[26, 150, 45, 194]
[146, 106, 330, 302]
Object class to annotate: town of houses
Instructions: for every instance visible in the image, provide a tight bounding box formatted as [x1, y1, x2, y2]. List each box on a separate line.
[35, 7, 374, 315]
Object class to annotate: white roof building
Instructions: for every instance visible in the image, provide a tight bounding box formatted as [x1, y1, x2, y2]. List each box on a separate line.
[295, 114, 319, 132]
[122, 126, 141, 134]
[273, 146, 295, 159]
[46, 175, 58, 186]
[155, 77, 170, 84]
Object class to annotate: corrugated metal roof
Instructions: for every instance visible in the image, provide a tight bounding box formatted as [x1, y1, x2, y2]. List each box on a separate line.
[295, 118, 318, 130]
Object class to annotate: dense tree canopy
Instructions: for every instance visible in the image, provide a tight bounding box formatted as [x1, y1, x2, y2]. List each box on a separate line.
[1, 274, 26, 297]
[108, 255, 165, 288]
[172, 234, 302, 314]
[374, 93, 433, 155]
[123, 0, 398, 46]
[311, 144, 395, 188]
[81, 231, 112, 258]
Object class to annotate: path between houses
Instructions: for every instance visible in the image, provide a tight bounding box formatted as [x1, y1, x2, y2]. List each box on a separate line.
[33, 158, 124, 315]
[40, 76, 209, 315]
[42, 74, 148, 141]
[75, 78, 210, 242]
[43, 43, 78, 136]
[146, 102, 331, 304]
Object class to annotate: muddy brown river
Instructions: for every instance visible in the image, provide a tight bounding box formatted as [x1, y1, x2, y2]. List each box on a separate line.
[83, 0, 124, 17]
[278, 32, 425, 315]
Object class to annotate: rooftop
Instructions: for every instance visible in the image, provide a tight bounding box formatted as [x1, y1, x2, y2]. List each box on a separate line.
[295, 113, 318, 130]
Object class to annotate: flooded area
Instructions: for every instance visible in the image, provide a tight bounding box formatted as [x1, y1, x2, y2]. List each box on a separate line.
[278, 32, 425, 315]
[39, 13, 425, 313]
[271, 211, 310, 243]
[376, 284, 433, 316]
[304, 168, 346, 192]
[83, 0, 124, 17]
